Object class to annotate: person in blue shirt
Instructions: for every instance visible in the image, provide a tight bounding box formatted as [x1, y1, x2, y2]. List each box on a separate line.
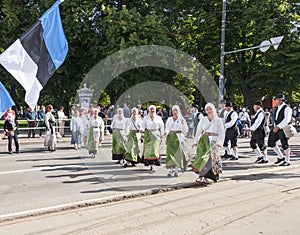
[25, 107, 37, 138]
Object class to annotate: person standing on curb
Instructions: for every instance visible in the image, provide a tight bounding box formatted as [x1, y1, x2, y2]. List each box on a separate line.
[249, 101, 268, 163]
[4, 114, 19, 154]
[223, 102, 239, 160]
[141, 105, 165, 174]
[57, 106, 67, 137]
[44, 105, 57, 152]
[267, 94, 293, 166]
[192, 103, 225, 185]
[70, 110, 83, 150]
[165, 105, 188, 177]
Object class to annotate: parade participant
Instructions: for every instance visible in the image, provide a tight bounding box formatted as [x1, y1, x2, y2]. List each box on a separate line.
[165, 105, 188, 177]
[70, 110, 84, 150]
[111, 108, 128, 164]
[124, 108, 143, 167]
[223, 102, 239, 160]
[267, 94, 293, 166]
[192, 103, 225, 184]
[4, 114, 19, 154]
[249, 101, 268, 163]
[80, 108, 89, 147]
[238, 107, 251, 137]
[87, 109, 104, 158]
[141, 105, 164, 174]
[44, 105, 57, 151]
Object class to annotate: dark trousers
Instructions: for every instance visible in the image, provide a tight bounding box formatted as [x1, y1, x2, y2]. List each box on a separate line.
[27, 121, 35, 137]
[8, 134, 19, 152]
[267, 129, 289, 150]
[250, 135, 266, 151]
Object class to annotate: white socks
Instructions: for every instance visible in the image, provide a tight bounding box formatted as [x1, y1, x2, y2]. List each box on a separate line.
[273, 146, 284, 159]
[284, 148, 290, 163]
[262, 150, 268, 161]
[233, 148, 238, 159]
[255, 148, 262, 158]
[225, 146, 232, 155]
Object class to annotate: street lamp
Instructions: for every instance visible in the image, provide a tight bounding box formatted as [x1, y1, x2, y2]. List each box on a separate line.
[218, 0, 284, 102]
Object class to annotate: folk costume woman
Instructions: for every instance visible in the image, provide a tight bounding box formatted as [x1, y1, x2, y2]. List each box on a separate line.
[141, 105, 164, 174]
[192, 103, 225, 185]
[124, 108, 143, 167]
[44, 104, 57, 152]
[87, 109, 104, 158]
[111, 108, 129, 164]
[165, 105, 188, 177]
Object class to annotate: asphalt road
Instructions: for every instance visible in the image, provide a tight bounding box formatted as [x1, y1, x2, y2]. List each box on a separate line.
[0, 133, 299, 234]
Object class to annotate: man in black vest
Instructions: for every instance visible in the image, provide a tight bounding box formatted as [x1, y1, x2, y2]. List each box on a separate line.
[249, 101, 268, 163]
[223, 102, 239, 160]
[267, 94, 293, 166]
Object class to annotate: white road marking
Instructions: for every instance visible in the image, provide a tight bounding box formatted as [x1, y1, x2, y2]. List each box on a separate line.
[0, 165, 87, 175]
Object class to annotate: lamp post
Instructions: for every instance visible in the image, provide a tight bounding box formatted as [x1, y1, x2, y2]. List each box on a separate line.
[218, 0, 284, 102]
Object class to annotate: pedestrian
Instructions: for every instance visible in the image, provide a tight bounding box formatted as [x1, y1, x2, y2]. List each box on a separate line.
[165, 105, 189, 177]
[57, 106, 67, 137]
[80, 107, 89, 147]
[218, 100, 226, 120]
[70, 110, 83, 150]
[111, 108, 128, 164]
[223, 102, 239, 160]
[97, 106, 106, 146]
[87, 108, 104, 158]
[4, 114, 19, 154]
[249, 101, 268, 163]
[192, 104, 204, 137]
[267, 94, 293, 166]
[3, 106, 16, 139]
[25, 107, 36, 138]
[124, 107, 143, 167]
[44, 105, 57, 151]
[37, 105, 45, 137]
[141, 105, 165, 174]
[123, 103, 130, 118]
[192, 103, 225, 185]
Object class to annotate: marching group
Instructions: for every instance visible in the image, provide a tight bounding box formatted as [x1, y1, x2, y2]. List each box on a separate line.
[2, 93, 297, 185]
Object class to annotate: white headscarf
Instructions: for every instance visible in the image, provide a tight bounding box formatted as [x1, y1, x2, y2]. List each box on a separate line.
[131, 107, 138, 116]
[172, 105, 183, 120]
[117, 108, 124, 118]
[148, 105, 156, 112]
[205, 103, 218, 120]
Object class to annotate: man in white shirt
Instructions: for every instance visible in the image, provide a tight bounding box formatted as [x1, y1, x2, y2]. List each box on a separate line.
[249, 101, 268, 163]
[223, 102, 239, 160]
[267, 94, 293, 166]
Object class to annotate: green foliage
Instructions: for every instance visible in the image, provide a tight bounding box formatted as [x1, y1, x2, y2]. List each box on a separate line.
[0, 0, 300, 110]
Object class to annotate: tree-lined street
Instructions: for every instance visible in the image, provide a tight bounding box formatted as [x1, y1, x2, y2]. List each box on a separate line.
[0, 134, 299, 234]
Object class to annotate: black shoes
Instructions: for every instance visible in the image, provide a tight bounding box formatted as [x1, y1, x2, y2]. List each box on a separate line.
[274, 158, 285, 164]
[258, 159, 268, 164]
[229, 156, 238, 160]
[255, 157, 263, 163]
[279, 161, 290, 166]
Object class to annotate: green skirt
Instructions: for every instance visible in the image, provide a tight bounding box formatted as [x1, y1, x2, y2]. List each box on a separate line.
[112, 129, 127, 160]
[191, 135, 220, 182]
[125, 132, 139, 163]
[166, 133, 186, 169]
[87, 128, 97, 154]
[143, 130, 161, 165]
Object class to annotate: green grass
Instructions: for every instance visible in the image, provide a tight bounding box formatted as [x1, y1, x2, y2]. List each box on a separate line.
[0, 120, 29, 128]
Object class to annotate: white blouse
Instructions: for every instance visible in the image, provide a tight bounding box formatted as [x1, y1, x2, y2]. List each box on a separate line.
[142, 115, 164, 135]
[194, 116, 225, 146]
[89, 116, 104, 132]
[128, 117, 143, 131]
[165, 117, 188, 134]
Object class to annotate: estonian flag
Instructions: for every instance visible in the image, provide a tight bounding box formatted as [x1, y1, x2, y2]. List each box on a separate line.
[0, 81, 15, 118]
[0, 0, 68, 109]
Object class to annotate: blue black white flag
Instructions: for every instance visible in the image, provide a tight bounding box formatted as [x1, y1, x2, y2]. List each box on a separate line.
[0, 0, 68, 109]
[0, 81, 15, 118]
